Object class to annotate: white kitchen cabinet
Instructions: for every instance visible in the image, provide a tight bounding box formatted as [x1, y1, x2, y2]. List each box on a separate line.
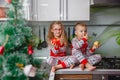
[37, 0, 60, 21]
[31, 0, 90, 21]
[67, 0, 90, 21]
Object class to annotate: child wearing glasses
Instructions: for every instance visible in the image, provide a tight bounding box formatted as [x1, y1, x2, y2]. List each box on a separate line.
[46, 21, 75, 72]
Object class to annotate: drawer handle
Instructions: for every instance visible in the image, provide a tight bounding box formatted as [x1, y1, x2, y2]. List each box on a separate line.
[60, 78, 91, 80]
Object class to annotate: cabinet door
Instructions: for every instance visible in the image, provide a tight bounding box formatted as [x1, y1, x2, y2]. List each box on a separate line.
[55, 74, 92, 80]
[23, 0, 32, 20]
[37, 0, 60, 21]
[67, 0, 90, 21]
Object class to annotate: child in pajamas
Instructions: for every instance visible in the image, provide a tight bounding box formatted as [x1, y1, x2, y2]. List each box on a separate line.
[46, 21, 74, 72]
[72, 22, 102, 71]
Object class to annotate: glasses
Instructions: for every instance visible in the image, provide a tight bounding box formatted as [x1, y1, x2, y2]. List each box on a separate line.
[53, 28, 62, 31]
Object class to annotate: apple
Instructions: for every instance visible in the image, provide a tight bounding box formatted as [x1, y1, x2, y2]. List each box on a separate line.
[52, 38, 57, 44]
[52, 38, 60, 46]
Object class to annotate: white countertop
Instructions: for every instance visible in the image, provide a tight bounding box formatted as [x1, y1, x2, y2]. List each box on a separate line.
[33, 48, 49, 59]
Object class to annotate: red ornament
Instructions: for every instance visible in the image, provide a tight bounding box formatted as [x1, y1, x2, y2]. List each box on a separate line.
[5, 0, 12, 4]
[28, 45, 33, 55]
[52, 38, 60, 46]
[0, 46, 4, 55]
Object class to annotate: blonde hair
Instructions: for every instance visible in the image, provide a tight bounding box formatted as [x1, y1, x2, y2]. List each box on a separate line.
[75, 22, 87, 30]
[47, 21, 68, 47]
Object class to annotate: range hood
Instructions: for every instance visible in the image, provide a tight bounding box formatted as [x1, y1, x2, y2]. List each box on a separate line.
[91, 0, 120, 6]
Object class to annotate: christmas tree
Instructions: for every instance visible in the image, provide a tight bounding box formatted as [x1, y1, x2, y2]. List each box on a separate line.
[0, 0, 46, 80]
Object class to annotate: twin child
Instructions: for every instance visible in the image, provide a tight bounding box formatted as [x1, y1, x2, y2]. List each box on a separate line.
[46, 21, 102, 72]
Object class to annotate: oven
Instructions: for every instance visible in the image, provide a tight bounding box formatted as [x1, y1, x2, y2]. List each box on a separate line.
[108, 75, 120, 80]
[93, 74, 120, 80]
[92, 56, 120, 80]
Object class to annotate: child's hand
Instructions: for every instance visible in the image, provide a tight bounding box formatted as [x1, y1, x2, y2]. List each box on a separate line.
[51, 41, 59, 48]
[51, 38, 60, 48]
[92, 41, 100, 49]
[83, 33, 88, 39]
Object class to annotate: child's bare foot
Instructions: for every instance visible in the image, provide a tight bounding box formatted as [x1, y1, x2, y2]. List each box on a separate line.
[51, 64, 63, 72]
[70, 64, 75, 69]
[51, 66, 56, 72]
[88, 66, 96, 71]
[79, 64, 85, 70]
[85, 63, 96, 71]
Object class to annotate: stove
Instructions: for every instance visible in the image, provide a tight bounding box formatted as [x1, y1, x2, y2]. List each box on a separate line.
[55, 56, 120, 80]
[92, 56, 120, 80]
[95, 56, 120, 69]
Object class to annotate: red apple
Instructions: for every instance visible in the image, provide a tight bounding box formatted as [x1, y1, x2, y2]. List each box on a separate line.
[0, 46, 4, 55]
[52, 38, 57, 44]
[52, 38, 60, 46]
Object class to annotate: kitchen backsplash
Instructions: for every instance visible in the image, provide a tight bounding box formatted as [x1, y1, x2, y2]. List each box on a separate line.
[28, 7, 120, 57]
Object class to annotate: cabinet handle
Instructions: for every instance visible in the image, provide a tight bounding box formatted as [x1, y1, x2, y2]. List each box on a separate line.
[60, 78, 91, 80]
[32, 0, 38, 20]
[66, 0, 68, 20]
[36, 0, 38, 20]
[59, 0, 61, 20]
[31, 0, 33, 20]
[60, 0, 64, 20]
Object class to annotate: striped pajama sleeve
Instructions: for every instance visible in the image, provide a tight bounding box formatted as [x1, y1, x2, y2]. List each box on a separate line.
[86, 47, 94, 56]
[72, 38, 87, 49]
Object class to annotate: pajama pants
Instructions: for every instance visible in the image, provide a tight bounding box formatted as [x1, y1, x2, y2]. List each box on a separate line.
[72, 49, 102, 65]
[46, 56, 75, 68]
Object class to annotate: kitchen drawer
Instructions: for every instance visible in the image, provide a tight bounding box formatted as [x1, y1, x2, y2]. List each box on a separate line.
[55, 74, 92, 80]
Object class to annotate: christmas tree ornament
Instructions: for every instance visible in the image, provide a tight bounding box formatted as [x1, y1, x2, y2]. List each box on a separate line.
[28, 45, 33, 55]
[0, 35, 9, 55]
[5, 0, 12, 4]
[23, 64, 37, 77]
[16, 63, 24, 69]
[0, 46, 4, 55]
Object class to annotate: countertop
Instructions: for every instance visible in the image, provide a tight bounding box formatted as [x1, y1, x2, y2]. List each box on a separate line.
[33, 48, 49, 59]
[56, 67, 120, 75]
